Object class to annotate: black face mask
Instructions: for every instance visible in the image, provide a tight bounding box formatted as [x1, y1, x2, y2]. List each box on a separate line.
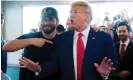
[41, 24, 56, 34]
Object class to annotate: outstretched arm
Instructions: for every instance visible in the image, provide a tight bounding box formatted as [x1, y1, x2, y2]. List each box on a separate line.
[3, 39, 31, 52]
[3, 38, 53, 52]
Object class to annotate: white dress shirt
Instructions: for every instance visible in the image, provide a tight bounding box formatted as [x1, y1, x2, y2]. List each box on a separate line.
[119, 38, 130, 54]
[73, 26, 90, 80]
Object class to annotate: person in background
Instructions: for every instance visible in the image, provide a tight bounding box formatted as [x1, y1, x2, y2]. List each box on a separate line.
[112, 9, 132, 43]
[114, 9, 130, 29]
[94, 10, 133, 44]
[66, 17, 73, 31]
[3, 7, 61, 80]
[128, 15, 133, 39]
[56, 24, 65, 35]
[1, 13, 7, 73]
[114, 22, 133, 80]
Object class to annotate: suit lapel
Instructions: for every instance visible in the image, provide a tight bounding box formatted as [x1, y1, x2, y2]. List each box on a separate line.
[67, 30, 75, 79]
[124, 40, 132, 58]
[82, 28, 96, 79]
[116, 40, 132, 61]
[85, 28, 95, 54]
[67, 30, 74, 61]
[125, 41, 132, 53]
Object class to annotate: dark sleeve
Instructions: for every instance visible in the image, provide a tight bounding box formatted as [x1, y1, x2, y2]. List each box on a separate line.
[39, 37, 60, 78]
[16, 33, 32, 39]
[105, 33, 118, 67]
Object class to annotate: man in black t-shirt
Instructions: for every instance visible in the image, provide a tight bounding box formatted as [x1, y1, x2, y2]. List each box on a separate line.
[3, 7, 61, 80]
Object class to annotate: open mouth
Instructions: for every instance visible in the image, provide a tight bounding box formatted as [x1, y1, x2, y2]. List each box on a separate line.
[71, 20, 73, 22]
[70, 19, 74, 24]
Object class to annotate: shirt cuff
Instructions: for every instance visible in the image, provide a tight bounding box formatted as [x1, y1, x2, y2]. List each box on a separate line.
[35, 72, 39, 76]
[101, 74, 108, 80]
[35, 68, 42, 76]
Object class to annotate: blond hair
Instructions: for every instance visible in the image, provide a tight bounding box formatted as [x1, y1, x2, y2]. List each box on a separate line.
[71, 1, 92, 16]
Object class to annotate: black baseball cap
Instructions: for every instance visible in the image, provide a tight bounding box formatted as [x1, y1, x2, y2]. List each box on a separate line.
[41, 7, 58, 20]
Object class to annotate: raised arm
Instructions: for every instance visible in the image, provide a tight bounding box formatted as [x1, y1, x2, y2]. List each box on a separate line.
[3, 38, 53, 52]
[3, 39, 31, 52]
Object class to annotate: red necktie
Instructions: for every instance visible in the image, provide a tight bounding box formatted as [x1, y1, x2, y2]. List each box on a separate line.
[120, 44, 126, 60]
[77, 33, 85, 80]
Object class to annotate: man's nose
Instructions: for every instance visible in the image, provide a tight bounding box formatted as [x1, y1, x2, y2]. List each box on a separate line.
[120, 32, 124, 35]
[70, 14, 73, 18]
[70, 12, 75, 17]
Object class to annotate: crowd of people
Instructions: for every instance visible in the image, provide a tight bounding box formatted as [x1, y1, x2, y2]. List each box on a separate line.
[1, 1, 133, 80]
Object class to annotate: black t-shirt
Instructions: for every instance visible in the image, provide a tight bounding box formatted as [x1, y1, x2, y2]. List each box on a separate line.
[17, 32, 55, 63]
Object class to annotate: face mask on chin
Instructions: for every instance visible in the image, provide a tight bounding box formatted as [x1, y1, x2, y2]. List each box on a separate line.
[41, 24, 56, 34]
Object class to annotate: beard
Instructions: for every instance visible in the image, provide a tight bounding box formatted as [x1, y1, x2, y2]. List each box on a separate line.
[119, 35, 128, 42]
[41, 24, 56, 34]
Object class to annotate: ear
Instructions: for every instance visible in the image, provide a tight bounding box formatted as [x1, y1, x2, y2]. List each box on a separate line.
[129, 31, 131, 35]
[90, 15, 92, 21]
[86, 15, 92, 24]
[129, 32, 133, 38]
[56, 20, 59, 26]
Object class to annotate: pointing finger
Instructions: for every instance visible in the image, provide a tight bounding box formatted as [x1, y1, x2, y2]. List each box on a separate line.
[44, 39, 53, 44]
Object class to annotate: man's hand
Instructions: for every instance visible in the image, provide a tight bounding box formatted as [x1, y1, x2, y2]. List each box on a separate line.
[94, 57, 115, 76]
[19, 57, 41, 72]
[93, 26, 107, 32]
[93, 26, 101, 32]
[119, 71, 131, 78]
[29, 38, 53, 47]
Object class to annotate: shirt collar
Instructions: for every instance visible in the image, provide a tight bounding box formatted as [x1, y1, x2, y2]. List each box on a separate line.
[120, 38, 130, 46]
[74, 26, 90, 37]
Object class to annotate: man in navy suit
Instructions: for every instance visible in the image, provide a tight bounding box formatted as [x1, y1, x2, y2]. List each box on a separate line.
[19, 1, 117, 80]
[114, 22, 133, 80]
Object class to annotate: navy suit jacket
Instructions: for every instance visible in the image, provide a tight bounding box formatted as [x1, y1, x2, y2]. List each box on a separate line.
[115, 40, 133, 80]
[40, 28, 117, 80]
